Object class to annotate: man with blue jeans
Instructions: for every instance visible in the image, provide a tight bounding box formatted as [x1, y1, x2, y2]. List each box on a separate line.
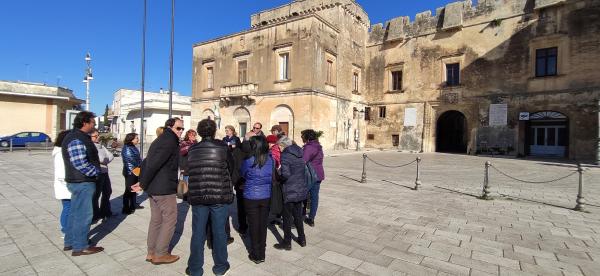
[185, 119, 234, 276]
[61, 111, 104, 256]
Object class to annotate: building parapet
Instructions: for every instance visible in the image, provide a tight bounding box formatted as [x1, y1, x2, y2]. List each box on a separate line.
[221, 83, 258, 98]
[0, 80, 80, 102]
[367, 0, 538, 46]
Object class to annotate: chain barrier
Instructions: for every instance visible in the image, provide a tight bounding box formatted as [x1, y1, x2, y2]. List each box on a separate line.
[365, 155, 417, 168]
[490, 164, 577, 184]
[481, 161, 586, 212]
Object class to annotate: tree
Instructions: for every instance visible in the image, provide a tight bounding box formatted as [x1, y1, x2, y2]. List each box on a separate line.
[103, 104, 109, 127]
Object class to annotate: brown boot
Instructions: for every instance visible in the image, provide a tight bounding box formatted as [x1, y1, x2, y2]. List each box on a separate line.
[151, 254, 180, 265]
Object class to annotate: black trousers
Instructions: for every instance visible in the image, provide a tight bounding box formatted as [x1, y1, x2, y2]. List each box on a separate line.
[93, 172, 113, 219]
[123, 174, 138, 213]
[244, 198, 270, 260]
[282, 201, 305, 245]
[235, 188, 248, 233]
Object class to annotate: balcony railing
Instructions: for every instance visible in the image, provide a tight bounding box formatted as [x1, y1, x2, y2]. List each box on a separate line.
[220, 83, 258, 98]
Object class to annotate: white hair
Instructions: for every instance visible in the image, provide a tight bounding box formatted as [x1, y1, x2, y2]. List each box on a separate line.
[278, 136, 294, 148]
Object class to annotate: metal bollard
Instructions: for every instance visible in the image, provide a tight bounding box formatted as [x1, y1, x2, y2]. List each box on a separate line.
[9, 138, 13, 152]
[45, 137, 50, 152]
[414, 157, 422, 190]
[360, 153, 367, 183]
[574, 163, 585, 211]
[481, 161, 492, 199]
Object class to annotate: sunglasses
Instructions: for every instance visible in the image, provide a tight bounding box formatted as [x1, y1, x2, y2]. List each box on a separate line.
[176, 127, 185, 131]
[253, 127, 261, 130]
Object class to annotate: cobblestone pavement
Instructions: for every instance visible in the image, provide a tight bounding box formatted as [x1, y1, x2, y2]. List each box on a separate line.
[0, 150, 599, 275]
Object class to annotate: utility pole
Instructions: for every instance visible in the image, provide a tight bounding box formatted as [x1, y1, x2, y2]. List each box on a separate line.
[83, 53, 93, 111]
[140, 0, 147, 158]
[168, 0, 175, 117]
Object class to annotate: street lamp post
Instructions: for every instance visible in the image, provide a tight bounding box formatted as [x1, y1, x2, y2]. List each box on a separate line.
[356, 108, 364, 151]
[82, 53, 93, 111]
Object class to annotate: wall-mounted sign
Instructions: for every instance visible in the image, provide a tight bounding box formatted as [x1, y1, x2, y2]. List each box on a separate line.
[519, 112, 530, 121]
[489, 104, 507, 126]
[404, 108, 417, 126]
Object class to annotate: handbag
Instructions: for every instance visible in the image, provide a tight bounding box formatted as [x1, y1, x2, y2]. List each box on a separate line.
[176, 176, 188, 199]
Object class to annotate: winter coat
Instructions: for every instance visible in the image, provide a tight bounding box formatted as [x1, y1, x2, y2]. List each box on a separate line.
[302, 140, 325, 181]
[270, 144, 281, 168]
[186, 138, 234, 205]
[95, 143, 114, 174]
[179, 140, 196, 176]
[280, 144, 308, 203]
[52, 147, 71, 200]
[241, 155, 273, 200]
[121, 144, 141, 176]
[222, 135, 242, 150]
[139, 128, 180, 196]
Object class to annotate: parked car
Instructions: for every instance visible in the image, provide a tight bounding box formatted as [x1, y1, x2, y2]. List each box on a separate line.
[0, 132, 52, 147]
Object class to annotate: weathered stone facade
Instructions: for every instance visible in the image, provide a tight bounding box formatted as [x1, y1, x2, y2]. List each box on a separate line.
[192, 0, 600, 161]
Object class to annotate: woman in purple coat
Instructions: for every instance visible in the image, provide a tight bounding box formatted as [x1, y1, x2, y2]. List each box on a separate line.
[300, 129, 324, 227]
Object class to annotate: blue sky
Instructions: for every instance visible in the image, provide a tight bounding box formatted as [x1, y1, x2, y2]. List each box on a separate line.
[0, 0, 464, 115]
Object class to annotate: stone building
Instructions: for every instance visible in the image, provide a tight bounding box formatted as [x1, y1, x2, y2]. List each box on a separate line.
[0, 80, 83, 139]
[192, 0, 600, 161]
[110, 89, 191, 143]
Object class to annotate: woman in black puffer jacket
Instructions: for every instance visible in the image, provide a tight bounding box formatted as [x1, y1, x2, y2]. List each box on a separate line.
[273, 136, 308, 250]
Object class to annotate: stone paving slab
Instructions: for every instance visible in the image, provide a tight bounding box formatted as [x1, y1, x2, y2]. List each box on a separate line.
[0, 150, 599, 275]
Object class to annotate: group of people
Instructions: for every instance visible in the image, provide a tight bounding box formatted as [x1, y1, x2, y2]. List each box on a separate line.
[52, 111, 325, 276]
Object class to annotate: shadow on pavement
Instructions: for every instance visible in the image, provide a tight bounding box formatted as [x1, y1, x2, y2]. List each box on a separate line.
[338, 174, 362, 183]
[169, 200, 190, 252]
[89, 195, 128, 245]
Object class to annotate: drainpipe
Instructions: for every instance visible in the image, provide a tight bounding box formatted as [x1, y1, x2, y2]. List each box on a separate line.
[597, 99, 600, 165]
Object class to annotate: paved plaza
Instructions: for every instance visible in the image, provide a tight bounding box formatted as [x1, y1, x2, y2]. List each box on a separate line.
[0, 150, 599, 275]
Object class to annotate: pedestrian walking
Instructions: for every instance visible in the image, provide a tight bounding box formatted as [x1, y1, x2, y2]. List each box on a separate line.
[121, 133, 141, 215]
[52, 130, 70, 236]
[61, 111, 104, 256]
[241, 135, 273, 264]
[91, 128, 114, 222]
[274, 136, 308, 250]
[134, 117, 184, 265]
[185, 119, 234, 276]
[301, 129, 325, 227]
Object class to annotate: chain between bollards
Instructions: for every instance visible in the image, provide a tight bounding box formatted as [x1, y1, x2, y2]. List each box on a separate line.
[414, 157, 422, 190]
[360, 153, 367, 183]
[481, 161, 492, 200]
[574, 163, 585, 211]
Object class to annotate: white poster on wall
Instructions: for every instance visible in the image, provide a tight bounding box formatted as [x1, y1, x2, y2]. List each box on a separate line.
[404, 108, 417, 126]
[489, 104, 508, 126]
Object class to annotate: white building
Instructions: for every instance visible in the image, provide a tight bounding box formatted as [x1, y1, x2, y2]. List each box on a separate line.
[110, 89, 192, 143]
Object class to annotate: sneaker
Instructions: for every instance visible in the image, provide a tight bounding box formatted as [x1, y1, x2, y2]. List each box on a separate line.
[297, 239, 307, 247]
[304, 218, 315, 227]
[273, 243, 291, 251]
[227, 237, 234, 245]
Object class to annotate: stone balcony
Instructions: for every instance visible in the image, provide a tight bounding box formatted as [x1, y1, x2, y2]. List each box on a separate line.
[220, 83, 258, 99]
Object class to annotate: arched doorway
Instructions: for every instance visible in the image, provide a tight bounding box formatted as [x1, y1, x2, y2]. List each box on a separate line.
[270, 105, 294, 138]
[436, 110, 467, 153]
[201, 109, 215, 120]
[234, 107, 251, 136]
[527, 111, 568, 157]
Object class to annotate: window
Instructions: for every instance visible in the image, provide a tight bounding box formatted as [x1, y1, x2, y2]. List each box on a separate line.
[367, 134, 375, 140]
[379, 106, 386, 118]
[446, 63, 460, 86]
[16, 133, 29, 138]
[391, 71, 402, 91]
[278, 53, 289, 80]
[326, 60, 335, 85]
[31, 133, 40, 137]
[238, 60, 247, 84]
[206, 67, 214, 89]
[536, 47, 557, 77]
[364, 107, 371, 121]
[352, 72, 359, 92]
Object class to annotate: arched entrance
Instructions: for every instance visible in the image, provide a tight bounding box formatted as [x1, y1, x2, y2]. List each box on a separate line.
[201, 109, 215, 120]
[527, 111, 568, 157]
[270, 105, 294, 138]
[436, 110, 467, 153]
[234, 107, 251, 136]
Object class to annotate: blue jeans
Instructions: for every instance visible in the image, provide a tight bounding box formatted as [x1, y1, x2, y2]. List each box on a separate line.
[64, 182, 95, 251]
[187, 204, 230, 276]
[60, 199, 71, 234]
[308, 181, 321, 220]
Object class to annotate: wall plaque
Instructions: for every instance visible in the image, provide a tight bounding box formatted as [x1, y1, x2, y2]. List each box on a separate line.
[404, 108, 417, 126]
[489, 104, 508, 126]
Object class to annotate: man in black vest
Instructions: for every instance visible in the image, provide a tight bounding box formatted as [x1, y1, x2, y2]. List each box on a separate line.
[185, 119, 234, 276]
[61, 111, 104, 256]
[136, 117, 183, 265]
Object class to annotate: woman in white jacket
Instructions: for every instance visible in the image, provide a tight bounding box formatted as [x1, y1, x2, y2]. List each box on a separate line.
[52, 130, 71, 235]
